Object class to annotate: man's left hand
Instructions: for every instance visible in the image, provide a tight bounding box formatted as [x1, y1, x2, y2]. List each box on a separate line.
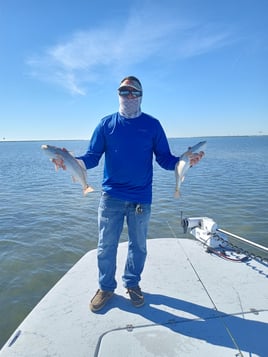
[189, 151, 205, 166]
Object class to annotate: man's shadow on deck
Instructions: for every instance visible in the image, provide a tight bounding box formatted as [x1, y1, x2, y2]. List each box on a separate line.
[103, 292, 268, 356]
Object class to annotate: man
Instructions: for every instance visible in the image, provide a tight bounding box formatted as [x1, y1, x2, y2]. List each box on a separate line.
[77, 76, 203, 312]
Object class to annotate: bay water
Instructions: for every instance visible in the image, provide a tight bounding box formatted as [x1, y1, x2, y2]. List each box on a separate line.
[0, 136, 268, 347]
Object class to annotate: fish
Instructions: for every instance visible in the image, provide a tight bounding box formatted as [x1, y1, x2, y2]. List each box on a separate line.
[41, 144, 94, 195]
[174, 141, 206, 198]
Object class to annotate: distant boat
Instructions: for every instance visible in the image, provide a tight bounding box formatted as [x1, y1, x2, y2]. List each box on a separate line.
[1, 216, 267, 356]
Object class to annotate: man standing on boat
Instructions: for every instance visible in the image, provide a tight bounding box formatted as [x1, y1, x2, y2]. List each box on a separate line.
[75, 76, 203, 312]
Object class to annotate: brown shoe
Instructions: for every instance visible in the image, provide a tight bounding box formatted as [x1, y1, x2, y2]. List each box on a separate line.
[90, 289, 114, 312]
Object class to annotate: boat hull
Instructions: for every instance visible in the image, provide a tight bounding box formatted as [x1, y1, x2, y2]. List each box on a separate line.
[1, 238, 267, 356]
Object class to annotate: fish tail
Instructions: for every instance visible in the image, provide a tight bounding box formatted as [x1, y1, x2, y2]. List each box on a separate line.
[83, 185, 94, 195]
[174, 190, 180, 198]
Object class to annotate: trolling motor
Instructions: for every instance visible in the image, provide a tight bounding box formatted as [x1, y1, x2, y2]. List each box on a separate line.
[181, 215, 268, 263]
[181, 216, 228, 249]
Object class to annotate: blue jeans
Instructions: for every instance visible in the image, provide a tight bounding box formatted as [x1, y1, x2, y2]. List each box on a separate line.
[97, 192, 151, 291]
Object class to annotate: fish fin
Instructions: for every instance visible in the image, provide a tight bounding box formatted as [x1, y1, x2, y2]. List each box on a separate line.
[83, 185, 94, 195]
[62, 147, 75, 157]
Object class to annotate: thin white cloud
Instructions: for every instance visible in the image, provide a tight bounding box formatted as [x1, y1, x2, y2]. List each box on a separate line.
[26, 6, 234, 95]
[173, 24, 234, 58]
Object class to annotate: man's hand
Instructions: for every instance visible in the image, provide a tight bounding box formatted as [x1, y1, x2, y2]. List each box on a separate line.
[189, 151, 205, 167]
[52, 157, 66, 170]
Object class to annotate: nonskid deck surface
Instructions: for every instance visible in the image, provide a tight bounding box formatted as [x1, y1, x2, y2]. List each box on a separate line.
[1, 238, 268, 357]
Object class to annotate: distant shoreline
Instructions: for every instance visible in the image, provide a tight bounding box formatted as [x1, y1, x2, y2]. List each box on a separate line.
[1, 134, 267, 143]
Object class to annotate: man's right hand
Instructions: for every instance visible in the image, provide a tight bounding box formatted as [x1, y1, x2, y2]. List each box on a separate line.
[52, 157, 66, 170]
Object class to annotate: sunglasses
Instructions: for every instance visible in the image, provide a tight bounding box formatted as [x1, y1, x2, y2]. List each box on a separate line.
[118, 89, 142, 98]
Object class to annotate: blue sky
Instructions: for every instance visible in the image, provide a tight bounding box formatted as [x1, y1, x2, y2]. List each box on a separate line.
[1, 0, 267, 141]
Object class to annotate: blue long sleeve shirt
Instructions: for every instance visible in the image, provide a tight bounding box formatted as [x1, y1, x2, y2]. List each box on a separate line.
[77, 112, 179, 203]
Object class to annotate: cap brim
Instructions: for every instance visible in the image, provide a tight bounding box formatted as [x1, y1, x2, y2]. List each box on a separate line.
[118, 84, 141, 91]
[118, 78, 142, 91]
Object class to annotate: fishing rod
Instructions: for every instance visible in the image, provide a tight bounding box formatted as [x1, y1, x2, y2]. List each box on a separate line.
[217, 228, 268, 253]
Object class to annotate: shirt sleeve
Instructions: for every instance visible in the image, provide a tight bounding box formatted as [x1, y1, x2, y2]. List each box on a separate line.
[153, 121, 179, 170]
[76, 121, 105, 169]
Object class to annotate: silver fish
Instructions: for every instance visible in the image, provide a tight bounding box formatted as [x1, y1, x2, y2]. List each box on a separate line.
[41, 144, 94, 195]
[175, 141, 206, 197]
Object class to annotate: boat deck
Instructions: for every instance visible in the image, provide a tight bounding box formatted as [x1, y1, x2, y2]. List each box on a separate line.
[1, 238, 268, 356]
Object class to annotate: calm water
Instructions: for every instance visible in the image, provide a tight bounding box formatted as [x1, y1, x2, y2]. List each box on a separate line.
[0, 136, 268, 347]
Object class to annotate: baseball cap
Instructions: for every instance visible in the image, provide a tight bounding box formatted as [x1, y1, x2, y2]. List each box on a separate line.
[118, 76, 142, 92]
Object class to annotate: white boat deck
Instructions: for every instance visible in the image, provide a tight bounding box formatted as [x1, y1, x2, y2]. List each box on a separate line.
[1, 238, 268, 357]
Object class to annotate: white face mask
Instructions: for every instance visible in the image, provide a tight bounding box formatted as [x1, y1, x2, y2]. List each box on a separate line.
[119, 96, 142, 119]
